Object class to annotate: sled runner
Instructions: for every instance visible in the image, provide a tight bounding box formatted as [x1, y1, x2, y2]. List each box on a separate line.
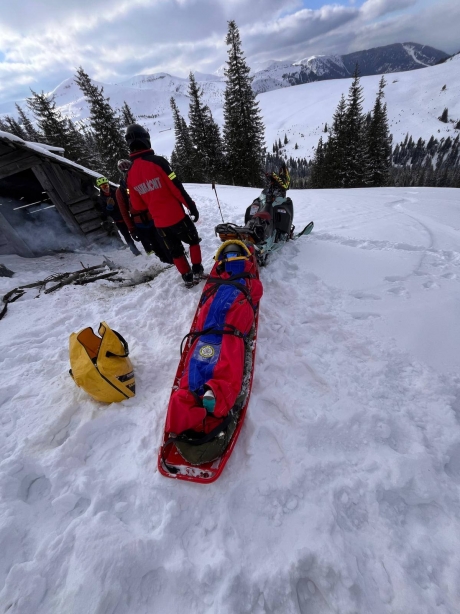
[158, 241, 262, 483]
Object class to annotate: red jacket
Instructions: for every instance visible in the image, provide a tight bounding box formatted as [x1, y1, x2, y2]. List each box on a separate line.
[116, 185, 152, 232]
[127, 149, 195, 228]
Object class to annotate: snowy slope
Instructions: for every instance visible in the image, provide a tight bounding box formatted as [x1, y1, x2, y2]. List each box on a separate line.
[1, 185, 460, 613]
[1, 54, 458, 163]
[261, 53, 460, 160]
[1, 48, 457, 163]
[252, 43, 449, 93]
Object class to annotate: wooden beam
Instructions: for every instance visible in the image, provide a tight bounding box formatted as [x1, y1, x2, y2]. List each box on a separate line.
[0, 154, 40, 180]
[31, 163, 85, 236]
[0, 143, 13, 155]
[0, 212, 35, 257]
[80, 218, 103, 233]
[85, 228, 109, 241]
[0, 149, 32, 167]
[74, 209, 100, 224]
[69, 199, 98, 214]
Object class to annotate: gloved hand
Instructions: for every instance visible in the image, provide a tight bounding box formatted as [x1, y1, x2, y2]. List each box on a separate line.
[101, 219, 117, 236]
[189, 201, 199, 223]
[130, 230, 140, 241]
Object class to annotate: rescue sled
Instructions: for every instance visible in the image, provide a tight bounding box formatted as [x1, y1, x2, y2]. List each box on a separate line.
[158, 241, 261, 483]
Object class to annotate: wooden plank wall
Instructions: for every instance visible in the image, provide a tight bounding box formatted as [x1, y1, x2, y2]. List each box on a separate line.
[0, 138, 111, 244]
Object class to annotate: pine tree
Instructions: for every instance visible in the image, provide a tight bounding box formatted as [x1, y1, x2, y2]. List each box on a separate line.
[27, 90, 70, 150]
[284, 133, 288, 145]
[366, 76, 392, 186]
[2, 115, 27, 139]
[327, 93, 347, 187]
[75, 66, 129, 178]
[439, 108, 448, 123]
[65, 119, 97, 168]
[187, 72, 224, 182]
[170, 97, 200, 182]
[223, 20, 266, 186]
[15, 104, 43, 142]
[310, 137, 326, 188]
[342, 66, 367, 187]
[120, 101, 136, 127]
[27, 90, 94, 166]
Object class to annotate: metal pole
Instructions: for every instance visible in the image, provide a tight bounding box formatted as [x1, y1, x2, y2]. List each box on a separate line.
[212, 181, 225, 223]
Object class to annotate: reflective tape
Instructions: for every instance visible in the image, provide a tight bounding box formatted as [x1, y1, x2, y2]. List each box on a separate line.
[168, 172, 176, 180]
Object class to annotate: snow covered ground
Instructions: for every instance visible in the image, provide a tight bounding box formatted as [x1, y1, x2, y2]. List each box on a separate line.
[1, 185, 460, 613]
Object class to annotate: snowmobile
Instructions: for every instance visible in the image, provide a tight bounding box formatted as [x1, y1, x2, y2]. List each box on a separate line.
[158, 240, 262, 483]
[215, 183, 313, 266]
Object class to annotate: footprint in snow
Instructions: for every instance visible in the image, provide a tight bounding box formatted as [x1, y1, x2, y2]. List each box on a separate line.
[296, 578, 332, 614]
[350, 312, 381, 320]
[350, 291, 381, 300]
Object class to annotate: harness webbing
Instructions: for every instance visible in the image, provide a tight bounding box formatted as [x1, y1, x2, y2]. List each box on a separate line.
[166, 410, 237, 448]
[200, 271, 255, 307]
[180, 323, 244, 357]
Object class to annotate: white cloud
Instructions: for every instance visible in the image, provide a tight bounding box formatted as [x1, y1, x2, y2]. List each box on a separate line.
[0, 0, 457, 105]
[361, 0, 416, 20]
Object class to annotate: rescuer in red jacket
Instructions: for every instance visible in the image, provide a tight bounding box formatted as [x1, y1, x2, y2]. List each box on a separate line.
[125, 124, 204, 287]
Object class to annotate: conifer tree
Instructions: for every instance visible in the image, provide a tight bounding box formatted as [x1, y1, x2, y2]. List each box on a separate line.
[27, 90, 70, 150]
[75, 66, 129, 178]
[120, 101, 136, 127]
[310, 137, 326, 188]
[187, 72, 224, 181]
[15, 104, 43, 142]
[27, 90, 94, 166]
[2, 116, 27, 139]
[223, 20, 265, 186]
[65, 119, 97, 168]
[342, 66, 367, 187]
[366, 76, 392, 186]
[327, 93, 347, 187]
[439, 108, 448, 123]
[170, 97, 200, 182]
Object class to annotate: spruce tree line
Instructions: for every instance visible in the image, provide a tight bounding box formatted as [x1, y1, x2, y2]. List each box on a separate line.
[390, 133, 460, 187]
[309, 71, 392, 188]
[170, 20, 266, 187]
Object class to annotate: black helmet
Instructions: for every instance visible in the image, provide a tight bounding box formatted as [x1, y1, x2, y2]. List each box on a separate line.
[216, 240, 251, 262]
[125, 124, 151, 152]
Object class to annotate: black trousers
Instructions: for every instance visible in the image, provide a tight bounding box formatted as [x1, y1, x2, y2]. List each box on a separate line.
[116, 221, 135, 246]
[158, 216, 201, 259]
[135, 225, 173, 263]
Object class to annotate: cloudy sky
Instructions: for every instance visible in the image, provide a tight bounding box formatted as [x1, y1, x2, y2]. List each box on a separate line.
[0, 0, 458, 104]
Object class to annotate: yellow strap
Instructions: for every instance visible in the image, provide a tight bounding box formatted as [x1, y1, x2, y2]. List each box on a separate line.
[168, 172, 176, 180]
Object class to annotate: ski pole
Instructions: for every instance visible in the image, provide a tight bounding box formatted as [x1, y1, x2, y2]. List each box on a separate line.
[212, 181, 225, 223]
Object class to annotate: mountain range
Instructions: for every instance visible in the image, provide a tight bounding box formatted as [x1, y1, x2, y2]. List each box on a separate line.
[0, 42, 456, 161]
[251, 42, 449, 93]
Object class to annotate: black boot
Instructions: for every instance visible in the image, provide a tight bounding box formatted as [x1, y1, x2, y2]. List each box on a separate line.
[192, 263, 206, 282]
[182, 271, 195, 288]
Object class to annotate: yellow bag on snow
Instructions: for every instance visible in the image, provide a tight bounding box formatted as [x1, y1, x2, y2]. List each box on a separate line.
[69, 321, 135, 403]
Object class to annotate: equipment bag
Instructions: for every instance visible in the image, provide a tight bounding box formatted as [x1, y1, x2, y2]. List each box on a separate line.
[69, 321, 135, 403]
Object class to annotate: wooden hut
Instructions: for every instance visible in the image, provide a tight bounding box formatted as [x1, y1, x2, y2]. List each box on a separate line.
[0, 131, 119, 257]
